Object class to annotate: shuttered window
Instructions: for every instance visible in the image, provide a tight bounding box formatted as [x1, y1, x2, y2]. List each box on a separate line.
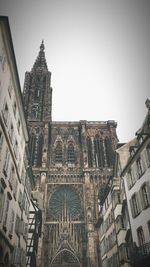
[130, 193, 141, 218]
[0, 186, 5, 222]
[137, 226, 145, 246]
[141, 183, 150, 209]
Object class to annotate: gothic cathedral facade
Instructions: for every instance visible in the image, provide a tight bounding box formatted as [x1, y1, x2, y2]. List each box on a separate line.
[23, 42, 118, 267]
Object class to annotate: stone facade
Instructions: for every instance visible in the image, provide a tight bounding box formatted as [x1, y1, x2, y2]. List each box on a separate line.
[23, 42, 118, 267]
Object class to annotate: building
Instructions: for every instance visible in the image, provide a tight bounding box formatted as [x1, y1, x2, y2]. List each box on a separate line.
[97, 100, 150, 267]
[0, 16, 34, 267]
[97, 176, 119, 267]
[23, 41, 118, 267]
[121, 99, 150, 267]
[97, 142, 130, 267]
[113, 142, 133, 267]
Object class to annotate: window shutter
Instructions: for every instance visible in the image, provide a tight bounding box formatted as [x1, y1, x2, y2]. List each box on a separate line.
[129, 198, 135, 218]
[0, 188, 5, 222]
[138, 189, 144, 210]
[136, 192, 141, 214]
[146, 181, 150, 205]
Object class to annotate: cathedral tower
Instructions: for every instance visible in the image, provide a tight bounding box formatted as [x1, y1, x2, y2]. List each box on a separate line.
[23, 41, 52, 168]
[23, 43, 118, 267]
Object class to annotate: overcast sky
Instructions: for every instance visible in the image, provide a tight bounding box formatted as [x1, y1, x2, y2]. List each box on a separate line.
[0, 0, 150, 142]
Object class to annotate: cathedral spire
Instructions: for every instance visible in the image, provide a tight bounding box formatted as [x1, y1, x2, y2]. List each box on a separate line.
[32, 40, 48, 71]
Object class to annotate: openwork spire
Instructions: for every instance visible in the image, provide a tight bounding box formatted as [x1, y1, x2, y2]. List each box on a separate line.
[32, 40, 48, 71]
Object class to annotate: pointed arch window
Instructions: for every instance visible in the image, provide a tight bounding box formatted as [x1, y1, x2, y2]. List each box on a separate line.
[55, 141, 62, 163]
[87, 136, 93, 167]
[67, 142, 75, 163]
[105, 137, 114, 167]
[94, 134, 105, 167]
[30, 132, 43, 167]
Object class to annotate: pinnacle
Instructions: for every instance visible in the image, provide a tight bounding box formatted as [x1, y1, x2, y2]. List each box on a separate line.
[40, 40, 44, 51]
[32, 40, 48, 72]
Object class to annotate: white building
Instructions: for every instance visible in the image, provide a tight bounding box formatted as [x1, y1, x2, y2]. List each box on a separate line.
[0, 16, 34, 267]
[114, 142, 134, 267]
[122, 99, 150, 267]
[98, 177, 119, 267]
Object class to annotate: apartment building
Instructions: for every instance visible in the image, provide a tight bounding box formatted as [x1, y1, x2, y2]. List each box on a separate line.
[0, 16, 34, 267]
[97, 176, 119, 267]
[113, 142, 134, 267]
[122, 99, 150, 267]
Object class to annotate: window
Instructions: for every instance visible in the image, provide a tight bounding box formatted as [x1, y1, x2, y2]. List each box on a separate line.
[17, 119, 20, 134]
[127, 169, 135, 189]
[15, 215, 20, 235]
[14, 139, 18, 158]
[3, 148, 10, 176]
[55, 141, 62, 163]
[32, 133, 43, 167]
[32, 104, 39, 119]
[146, 144, 150, 166]
[67, 142, 75, 163]
[0, 47, 6, 71]
[94, 135, 105, 168]
[137, 226, 145, 246]
[17, 154, 21, 174]
[87, 136, 93, 167]
[13, 179, 18, 199]
[130, 193, 140, 218]
[0, 130, 4, 152]
[136, 157, 144, 177]
[147, 220, 150, 235]
[8, 78, 13, 98]
[3, 197, 9, 227]
[13, 101, 17, 117]
[141, 183, 150, 208]
[18, 190, 23, 208]
[3, 100, 9, 126]
[9, 123, 14, 144]
[9, 210, 15, 235]
[9, 164, 15, 188]
[105, 137, 114, 167]
[0, 186, 5, 222]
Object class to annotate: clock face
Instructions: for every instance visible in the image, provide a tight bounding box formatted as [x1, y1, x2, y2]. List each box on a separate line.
[48, 185, 82, 220]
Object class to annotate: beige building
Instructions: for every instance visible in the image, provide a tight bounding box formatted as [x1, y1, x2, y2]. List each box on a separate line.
[0, 16, 34, 267]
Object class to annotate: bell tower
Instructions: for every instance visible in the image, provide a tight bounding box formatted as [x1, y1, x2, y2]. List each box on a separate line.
[23, 41, 52, 168]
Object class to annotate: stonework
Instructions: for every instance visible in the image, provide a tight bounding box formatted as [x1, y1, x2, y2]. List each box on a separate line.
[23, 42, 118, 267]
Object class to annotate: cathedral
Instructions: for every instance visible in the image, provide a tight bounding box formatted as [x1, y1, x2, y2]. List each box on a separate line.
[23, 41, 118, 267]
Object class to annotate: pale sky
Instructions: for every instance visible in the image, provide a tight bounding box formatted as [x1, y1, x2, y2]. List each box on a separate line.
[0, 0, 150, 142]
